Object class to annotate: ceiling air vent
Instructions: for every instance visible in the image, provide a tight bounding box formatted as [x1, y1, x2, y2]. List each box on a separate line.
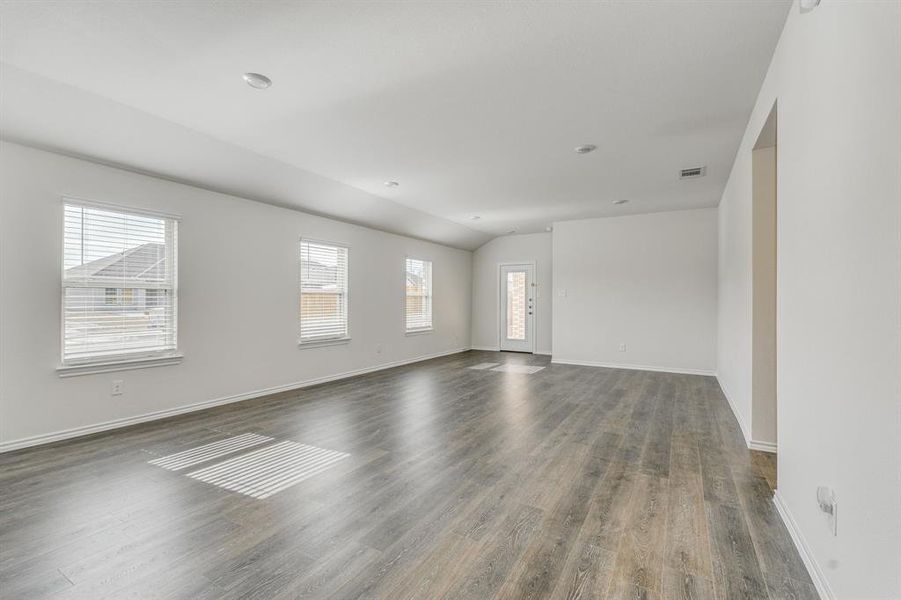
[680, 166, 707, 179]
[679, 167, 707, 179]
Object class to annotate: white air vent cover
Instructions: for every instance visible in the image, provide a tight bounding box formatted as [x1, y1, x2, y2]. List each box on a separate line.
[680, 166, 707, 179]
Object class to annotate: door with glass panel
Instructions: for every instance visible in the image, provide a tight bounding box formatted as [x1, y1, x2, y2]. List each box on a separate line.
[499, 264, 534, 352]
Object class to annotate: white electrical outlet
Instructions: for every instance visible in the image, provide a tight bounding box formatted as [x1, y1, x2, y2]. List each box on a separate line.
[375, 343, 383, 354]
[619, 343, 627, 352]
[111, 380, 124, 396]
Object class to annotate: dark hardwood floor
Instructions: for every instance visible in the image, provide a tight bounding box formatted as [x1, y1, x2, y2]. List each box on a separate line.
[0, 351, 816, 599]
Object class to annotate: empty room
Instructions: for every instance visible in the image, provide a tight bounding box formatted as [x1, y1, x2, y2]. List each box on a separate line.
[0, 1, 898, 599]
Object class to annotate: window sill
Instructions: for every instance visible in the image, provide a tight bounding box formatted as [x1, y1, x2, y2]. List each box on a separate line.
[298, 337, 352, 349]
[405, 328, 434, 336]
[57, 353, 184, 378]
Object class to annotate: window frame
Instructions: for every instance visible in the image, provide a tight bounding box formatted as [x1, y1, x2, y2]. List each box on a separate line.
[404, 256, 433, 334]
[298, 237, 351, 346]
[58, 198, 181, 373]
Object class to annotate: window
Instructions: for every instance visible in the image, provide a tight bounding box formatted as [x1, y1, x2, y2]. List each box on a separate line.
[405, 257, 432, 332]
[300, 239, 349, 342]
[62, 201, 178, 365]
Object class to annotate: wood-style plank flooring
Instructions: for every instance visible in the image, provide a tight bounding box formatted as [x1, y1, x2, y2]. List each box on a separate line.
[0, 351, 816, 599]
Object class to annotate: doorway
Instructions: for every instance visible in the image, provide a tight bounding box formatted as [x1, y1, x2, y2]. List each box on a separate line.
[751, 102, 778, 458]
[499, 263, 535, 353]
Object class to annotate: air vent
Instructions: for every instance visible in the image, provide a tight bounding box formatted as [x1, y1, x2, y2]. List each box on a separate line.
[680, 166, 707, 179]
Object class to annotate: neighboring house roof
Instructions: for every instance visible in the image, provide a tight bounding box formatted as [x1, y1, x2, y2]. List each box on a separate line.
[301, 259, 342, 291]
[65, 242, 167, 281]
[406, 270, 423, 286]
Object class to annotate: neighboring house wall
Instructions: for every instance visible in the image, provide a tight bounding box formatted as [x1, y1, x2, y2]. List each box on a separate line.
[716, 1, 900, 597]
[505, 271, 526, 341]
[0, 141, 473, 448]
[552, 209, 717, 375]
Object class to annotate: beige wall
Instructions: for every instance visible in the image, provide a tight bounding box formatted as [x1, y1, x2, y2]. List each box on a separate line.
[752, 144, 777, 447]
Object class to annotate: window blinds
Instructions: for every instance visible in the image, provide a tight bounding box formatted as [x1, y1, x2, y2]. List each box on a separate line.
[300, 240, 349, 341]
[405, 257, 433, 331]
[62, 202, 178, 364]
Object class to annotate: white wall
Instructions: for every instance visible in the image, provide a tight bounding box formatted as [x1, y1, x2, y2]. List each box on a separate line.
[0, 142, 472, 448]
[471, 232, 552, 354]
[717, 1, 901, 597]
[552, 209, 717, 375]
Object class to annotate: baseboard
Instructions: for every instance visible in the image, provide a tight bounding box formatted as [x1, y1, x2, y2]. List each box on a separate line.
[716, 378, 778, 454]
[717, 375, 752, 445]
[773, 490, 833, 600]
[470, 346, 552, 357]
[0, 347, 470, 453]
[551, 358, 716, 377]
[748, 439, 777, 453]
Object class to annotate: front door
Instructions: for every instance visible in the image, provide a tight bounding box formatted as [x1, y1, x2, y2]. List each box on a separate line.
[499, 264, 534, 352]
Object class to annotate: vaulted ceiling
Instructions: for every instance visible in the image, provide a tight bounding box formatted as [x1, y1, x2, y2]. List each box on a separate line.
[0, 1, 791, 249]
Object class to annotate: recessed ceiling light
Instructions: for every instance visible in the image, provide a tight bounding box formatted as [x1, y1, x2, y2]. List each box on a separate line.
[612, 199, 629, 205]
[470, 215, 481, 220]
[242, 72, 272, 89]
[384, 181, 399, 188]
[575, 144, 597, 154]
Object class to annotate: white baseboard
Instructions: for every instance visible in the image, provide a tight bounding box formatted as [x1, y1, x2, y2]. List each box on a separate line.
[551, 358, 716, 377]
[717, 375, 752, 445]
[749, 439, 777, 453]
[716, 377, 778, 454]
[0, 347, 470, 453]
[470, 346, 552, 357]
[773, 490, 833, 600]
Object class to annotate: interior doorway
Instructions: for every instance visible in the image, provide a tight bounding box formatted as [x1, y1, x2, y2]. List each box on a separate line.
[499, 263, 535, 353]
[751, 102, 778, 458]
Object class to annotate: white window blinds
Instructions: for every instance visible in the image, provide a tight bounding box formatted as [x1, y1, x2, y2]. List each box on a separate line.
[300, 240, 349, 341]
[62, 202, 178, 364]
[405, 257, 432, 332]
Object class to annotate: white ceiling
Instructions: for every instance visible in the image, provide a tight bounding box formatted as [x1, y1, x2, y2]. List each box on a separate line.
[0, 1, 790, 250]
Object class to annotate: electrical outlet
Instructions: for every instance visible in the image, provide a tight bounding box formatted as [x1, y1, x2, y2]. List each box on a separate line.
[375, 343, 383, 354]
[111, 380, 124, 396]
[619, 343, 627, 352]
[558, 289, 567, 297]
